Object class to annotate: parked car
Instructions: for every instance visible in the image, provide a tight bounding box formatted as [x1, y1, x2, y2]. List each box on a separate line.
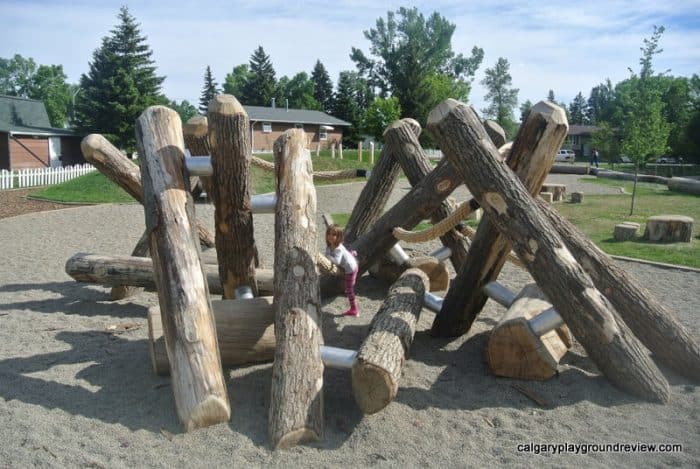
[555, 149, 576, 163]
[656, 156, 678, 164]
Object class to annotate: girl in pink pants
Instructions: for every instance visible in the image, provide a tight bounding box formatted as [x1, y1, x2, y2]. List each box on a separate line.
[325, 224, 359, 317]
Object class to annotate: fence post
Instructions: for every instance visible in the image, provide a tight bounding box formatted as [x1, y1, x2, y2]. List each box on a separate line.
[369, 141, 375, 165]
[358, 142, 363, 162]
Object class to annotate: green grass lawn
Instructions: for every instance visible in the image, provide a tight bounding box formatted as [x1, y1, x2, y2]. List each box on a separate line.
[29, 162, 699, 268]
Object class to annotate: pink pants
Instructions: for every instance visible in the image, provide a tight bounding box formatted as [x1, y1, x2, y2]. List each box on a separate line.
[344, 270, 357, 303]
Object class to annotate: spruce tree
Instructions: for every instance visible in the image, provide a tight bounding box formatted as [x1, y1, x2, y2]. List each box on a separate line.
[311, 60, 334, 113]
[568, 92, 589, 124]
[199, 65, 219, 113]
[241, 46, 276, 106]
[75, 6, 165, 151]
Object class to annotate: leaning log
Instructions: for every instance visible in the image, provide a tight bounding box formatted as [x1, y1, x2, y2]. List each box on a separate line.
[148, 298, 276, 375]
[208, 95, 258, 298]
[64, 253, 274, 296]
[432, 100, 568, 337]
[269, 129, 324, 449]
[352, 268, 429, 414]
[384, 118, 469, 270]
[343, 121, 420, 244]
[110, 230, 149, 300]
[427, 99, 669, 403]
[80, 133, 215, 248]
[136, 105, 230, 429]
[183, 115, 214, 198]
[537, 198, 700, 382]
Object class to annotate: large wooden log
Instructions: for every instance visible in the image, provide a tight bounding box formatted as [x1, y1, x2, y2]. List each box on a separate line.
[384, 119, 469, 270]
[148, 298, 276, 375]
[80, 133, 215, 248]
[269, 129, 324, 449]
[432, 100, 568, 337]
[351, 157, 464, 274]
[110, 230, 149, 300]
[136, 105, 230, 429]
[208, 95, 258, 298]
[343, 121, 418, 244]
[644, 215, 694, 243]
[64, 253, 274, 296]
[183, 115, 214, 198]
[352, 269, 429, 414]
[536, 198, 700, 382]
[427, 99, 669, 403]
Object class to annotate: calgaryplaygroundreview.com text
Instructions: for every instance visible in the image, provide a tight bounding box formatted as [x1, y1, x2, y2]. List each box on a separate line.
[517, 442, 684, 455]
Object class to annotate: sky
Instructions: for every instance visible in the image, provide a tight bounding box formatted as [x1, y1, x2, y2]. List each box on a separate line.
[2, 0, 699, 116]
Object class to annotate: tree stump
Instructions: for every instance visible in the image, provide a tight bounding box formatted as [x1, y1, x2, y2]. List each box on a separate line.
[644, 215, 694, 243]
[136, 105, 230, 431]
[208, 95, 259, 298]
[269, 129, 324, 450]
[427, 99, 669, 403]
[540, 183, 566, 202]
[352, 269, 429, 414]
[571, 191, 584, 203]
[147, 298, 276, 375]
[539, 192, 554, 204]
[614, 222, 639, 241]
[487, 284, 572, 381]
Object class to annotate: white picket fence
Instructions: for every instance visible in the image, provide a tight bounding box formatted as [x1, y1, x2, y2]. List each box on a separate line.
[0, 164, 96, 190]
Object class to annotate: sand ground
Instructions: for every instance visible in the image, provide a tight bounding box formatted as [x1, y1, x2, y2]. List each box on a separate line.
[0, 176, 698, 467]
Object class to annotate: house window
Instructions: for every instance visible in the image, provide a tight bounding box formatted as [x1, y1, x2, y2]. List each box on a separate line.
[295, 123, 304, 129]
[319, 128, 328, 140]
[262, 122, 272, 133]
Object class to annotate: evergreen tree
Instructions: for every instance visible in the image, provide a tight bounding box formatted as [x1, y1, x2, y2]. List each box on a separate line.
[481, 57, 519, 138]
[241, 46, 276, 106]
[199, 65, 219, 113]
[333, 71, 372, 144]
[519, 99, 533, 123]
[75, 6, 165, 151]
[568, 92, 589, 124]
[311, 60, 334, 113]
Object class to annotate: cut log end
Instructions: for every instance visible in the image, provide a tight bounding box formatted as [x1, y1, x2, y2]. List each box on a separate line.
[384, 118, 421, 137]
[427, 98, 462, 126]
[80, 133, 106, 158]
[209, 94, 246, 116]
[351, 361, 397, 415]
[273, 428, 321, 451]
[183, 115, 208, 137]
[183, 395, 231, 432]
[531, 100, 568, 126]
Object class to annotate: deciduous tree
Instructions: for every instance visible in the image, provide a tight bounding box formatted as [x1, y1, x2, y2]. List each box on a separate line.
[481, 57, 519, 138]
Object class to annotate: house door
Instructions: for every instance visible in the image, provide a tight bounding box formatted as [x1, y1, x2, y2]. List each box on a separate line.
[49, 137, 62, 167]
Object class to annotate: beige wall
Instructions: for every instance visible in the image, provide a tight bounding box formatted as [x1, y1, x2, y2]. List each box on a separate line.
[251, 122, 344, 152]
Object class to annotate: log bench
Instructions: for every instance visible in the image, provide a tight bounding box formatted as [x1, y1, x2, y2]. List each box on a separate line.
[614, 222, 640, 241]
[644, 215, 694, 243]
[540, 183, 566, 202]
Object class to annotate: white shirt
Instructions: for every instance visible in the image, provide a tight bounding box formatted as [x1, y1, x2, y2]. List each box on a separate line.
[325, 244, 358, 274]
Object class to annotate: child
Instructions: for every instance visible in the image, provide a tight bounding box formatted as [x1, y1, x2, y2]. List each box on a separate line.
[325, 224, 359, 317]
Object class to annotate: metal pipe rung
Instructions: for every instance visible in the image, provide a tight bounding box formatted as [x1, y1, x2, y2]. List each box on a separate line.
[423, 292, 444, 313]
[320, 345, 357, 369]
[483, 281, 516, 307]
[529, 307, 564, 337]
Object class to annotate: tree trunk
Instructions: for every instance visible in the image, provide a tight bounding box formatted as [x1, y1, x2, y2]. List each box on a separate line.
[64, 253, 274, 296]
[427, 99, 669, 403]
[110, 230, 149, 300]
[537, 198, 700, 382]
[183, 114, 214, 199]
[432, 100, 569, 337]
[269, 129, 324, 449]
[384, 118, 469, 270]
[352, 269, 429, 414]
[208, 95, 259, 298]
[80, 133, 215, 248]
[644, 215, 694, 243]
[136, 105, 230, 430]
[147, 298, 276, 375]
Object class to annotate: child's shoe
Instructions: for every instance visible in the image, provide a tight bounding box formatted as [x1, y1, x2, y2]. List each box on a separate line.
[342, 308, 359, 317]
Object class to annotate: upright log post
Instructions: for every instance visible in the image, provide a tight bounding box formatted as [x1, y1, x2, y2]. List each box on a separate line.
[537, 198, 700, 382]
[427, 99, 669, 403]
[183, 115, 214, 198]
[109, 230, 149, 300]
[136, 105, 230, 430]
[269, 129, 324, 449]
[80, 133, 215, 248]
[432, 100, 568, 337]
[352, 269, 429, 414]
[384, 118, 469, 270]
[208, 94, 258, 298]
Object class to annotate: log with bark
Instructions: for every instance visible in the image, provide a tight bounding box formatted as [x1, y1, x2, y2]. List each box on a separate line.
[427, 99, 669, 403]
[352, 268, 430, 414]
[136, 105, 230, 430]
[110, 230, 149, 300]
[269, 129, 324, 449]
[208, 95, 259, 298]
[432, 100, 569, 338]
[183, 114, 213, 198]
[80, 133, 215, 248]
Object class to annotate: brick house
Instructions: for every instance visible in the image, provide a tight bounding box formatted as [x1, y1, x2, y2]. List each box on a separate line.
[244, 105, 350, 152]
[0, 95, 84, 171]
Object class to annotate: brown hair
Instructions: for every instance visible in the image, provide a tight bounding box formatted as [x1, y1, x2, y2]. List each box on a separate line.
[326, 223, 344, 248]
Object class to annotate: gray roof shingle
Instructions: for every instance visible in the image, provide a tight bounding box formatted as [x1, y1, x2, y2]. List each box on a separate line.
[0, 95, 77, 136]
[243, 105, 350, 127]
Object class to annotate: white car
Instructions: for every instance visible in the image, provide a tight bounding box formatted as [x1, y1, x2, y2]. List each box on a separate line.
[555, 149, 576, 163]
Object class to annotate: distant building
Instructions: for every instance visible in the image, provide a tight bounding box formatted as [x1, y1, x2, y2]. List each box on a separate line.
[0, 95, 85, 171]
[564, 124, 599, 158]
[244, 105, 351, 152]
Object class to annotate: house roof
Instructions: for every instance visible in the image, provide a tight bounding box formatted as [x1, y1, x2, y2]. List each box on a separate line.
[0, 95, 78, 136]
[243, 105, 351, 127]
[568, 124, 599, 136]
